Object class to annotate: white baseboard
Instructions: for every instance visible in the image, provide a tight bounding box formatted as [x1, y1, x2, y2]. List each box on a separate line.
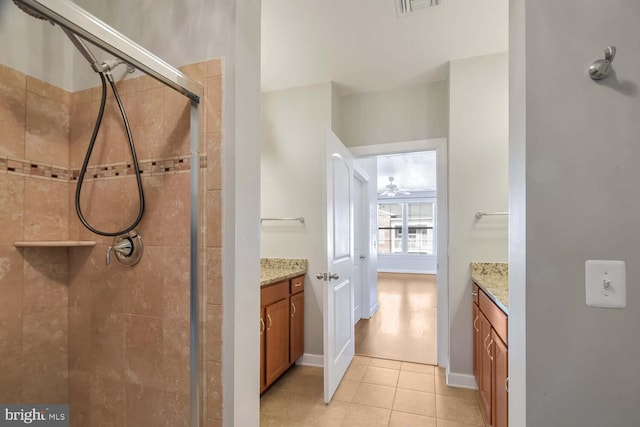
[446, 371, 478, 390]
[368, 300, 379, 317]
[378, 269, 437, 275]
[296, 353, 323, 368]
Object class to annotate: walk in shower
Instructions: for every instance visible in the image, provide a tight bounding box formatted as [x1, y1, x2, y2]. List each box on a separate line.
[0, 0, 222, 425]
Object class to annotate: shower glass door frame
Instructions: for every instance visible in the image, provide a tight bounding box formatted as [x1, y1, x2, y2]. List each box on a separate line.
[13, 1, 205, 426]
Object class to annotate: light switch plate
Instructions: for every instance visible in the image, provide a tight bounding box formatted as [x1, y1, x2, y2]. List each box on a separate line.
[585, 260, 626, 308]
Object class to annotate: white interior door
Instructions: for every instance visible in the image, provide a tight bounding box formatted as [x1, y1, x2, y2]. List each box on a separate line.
[322, 128, 355, 403]
[353, 177, 363, 324]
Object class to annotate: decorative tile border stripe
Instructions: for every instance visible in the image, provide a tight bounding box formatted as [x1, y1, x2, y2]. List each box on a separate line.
[0, 154, 207, 182]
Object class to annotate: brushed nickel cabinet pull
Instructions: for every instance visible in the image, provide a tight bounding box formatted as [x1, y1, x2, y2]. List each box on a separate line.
[291, 302, 296, 316]
[267, 314, 272, 330]
[260, 318, 265, 335]
[473, 316, 479, 332]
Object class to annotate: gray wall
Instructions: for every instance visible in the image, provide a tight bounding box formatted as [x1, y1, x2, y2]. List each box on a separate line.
[340, 81, 448, 147]
[448, 52, 509, 379]
[0, 0, 74, 90]
[74, 0, 236, 89]
[261, 82, 334, 356]
[510, 1, 640, 425]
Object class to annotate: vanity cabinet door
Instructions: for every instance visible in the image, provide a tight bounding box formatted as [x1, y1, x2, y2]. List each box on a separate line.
[472, 302, 481, 387]
[265, 298, 290, 385]
[289, 291, 304, 363]
[260, 309, 266, 392]
[493, 330, 508, 427]
[479, 311, 493, 422]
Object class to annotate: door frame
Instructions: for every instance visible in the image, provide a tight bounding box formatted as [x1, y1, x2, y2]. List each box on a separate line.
[349, 137, 449, 367]
[353, 163, 374, 319]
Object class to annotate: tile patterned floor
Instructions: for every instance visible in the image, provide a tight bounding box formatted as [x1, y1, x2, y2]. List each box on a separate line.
[355, 273, 437, 365]
[260, 356, 487, 427]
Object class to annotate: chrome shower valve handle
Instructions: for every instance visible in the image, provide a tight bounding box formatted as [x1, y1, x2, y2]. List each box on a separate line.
[106, 238, 133, 265]
[106, 231, 144, 267]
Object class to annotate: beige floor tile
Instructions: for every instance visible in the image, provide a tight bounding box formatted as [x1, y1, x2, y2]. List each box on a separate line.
[436, 419, 485, 427]
[362, 366, 400, 387]
[389, 411, 437, 427]
[262, 359, 486, 427]
[333, 379, 359, 403]
[260, 388, 324, 423]
[344, 363, 368, 381]
[398, 371, 435, 393]
[369, 358, 402, 370]
[308, 400, 350, 427]
[274, 371, 324, 401]
[434, 375, 477, 402]
[351, 355, 372, 366]
[298, 365, 324, 376]
[341, 403, 391, 427]
[401, 362, 436, 375]
[352, 382, 396, 409]
[260, 415, 308, 427]
[392, 389, 436, 418]
[355, 273, 437, 365]
[435, 395, 484, 426]
[260, 388, 292, 418]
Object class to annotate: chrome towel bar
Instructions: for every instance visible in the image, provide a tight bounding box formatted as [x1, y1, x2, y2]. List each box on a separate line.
[261, 217, 305, 224]
[475, 212, 508, 220]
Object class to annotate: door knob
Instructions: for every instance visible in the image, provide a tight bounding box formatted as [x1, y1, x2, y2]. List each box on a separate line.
[316, 272, 340, 281]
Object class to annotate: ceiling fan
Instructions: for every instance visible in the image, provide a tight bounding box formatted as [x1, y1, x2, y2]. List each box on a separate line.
[379, 177, 411, 197]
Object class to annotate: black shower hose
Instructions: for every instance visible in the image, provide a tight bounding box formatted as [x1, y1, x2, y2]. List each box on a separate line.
[75, 71, 145, 237]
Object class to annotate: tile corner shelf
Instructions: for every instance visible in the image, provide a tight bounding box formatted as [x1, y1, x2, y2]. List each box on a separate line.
[14, 240, 97, 248]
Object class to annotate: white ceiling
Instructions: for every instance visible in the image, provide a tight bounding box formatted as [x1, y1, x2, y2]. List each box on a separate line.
[261, 0, 508, 95]
[377, 152, 437, 193]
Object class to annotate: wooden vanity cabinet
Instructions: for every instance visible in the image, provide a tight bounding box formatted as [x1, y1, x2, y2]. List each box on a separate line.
[493, 330, 508, 427]
[472, 283, 508, 427]
[472, 286, 481, 383]
[289, 286, 304, 363]
[479, 311, 493, 420]
[260, 275, 305, 392]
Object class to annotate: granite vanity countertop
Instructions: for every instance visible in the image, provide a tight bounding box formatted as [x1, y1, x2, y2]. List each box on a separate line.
[470, 262, 508, 314]
[260, 258, 308, 287]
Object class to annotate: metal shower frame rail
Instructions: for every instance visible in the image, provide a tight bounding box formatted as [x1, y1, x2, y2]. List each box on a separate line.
[13, 1, 204, 426]
[14, 0, 204, 102]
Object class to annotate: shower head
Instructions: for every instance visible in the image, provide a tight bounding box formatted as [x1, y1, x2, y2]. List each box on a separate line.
[12, 0, 51, 22]
[12, 0, 135, 75]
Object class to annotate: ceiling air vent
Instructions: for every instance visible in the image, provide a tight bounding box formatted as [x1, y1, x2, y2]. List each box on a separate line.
[395, 0, 440, 16]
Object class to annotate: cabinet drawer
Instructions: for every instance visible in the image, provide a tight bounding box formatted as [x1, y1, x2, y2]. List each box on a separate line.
[479, 290, 508, 344]
[290, 275, 305, 294]
[261, 281, 289, 306]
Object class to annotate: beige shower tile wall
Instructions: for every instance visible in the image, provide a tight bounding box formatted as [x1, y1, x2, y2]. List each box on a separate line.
[0, 63, 71, 404]
[200, 60, 224, 427]
[1, 58, 224, 426]
[65, 59, 223, 427]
